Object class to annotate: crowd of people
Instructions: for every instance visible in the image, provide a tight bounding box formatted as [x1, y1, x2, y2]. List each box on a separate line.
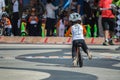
[0, 0, 120, 45]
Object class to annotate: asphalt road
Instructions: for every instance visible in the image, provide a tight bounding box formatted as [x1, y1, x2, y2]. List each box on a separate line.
[0, 44, 120, 80]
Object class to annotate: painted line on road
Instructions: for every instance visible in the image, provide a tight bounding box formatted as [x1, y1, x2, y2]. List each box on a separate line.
[15, 56, 120, 60]
[0, 56, 15, 59]
[21, 37, 25, 43]
[0, 56, 120, 60]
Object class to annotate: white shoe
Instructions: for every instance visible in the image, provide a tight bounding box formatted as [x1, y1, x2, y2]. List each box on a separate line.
[88, 52, 92, 60]
[72, 57, 78, 67]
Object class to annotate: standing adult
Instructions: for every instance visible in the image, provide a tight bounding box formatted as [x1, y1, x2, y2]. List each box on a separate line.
[99, 0, 115, 45]
[0, 0, 5, 19]
[45, 0, 59, 36]
[35, 0, 45, 36]
[12, 0, 20, 36]
[77, 0, 84, 16]
[70, 0, 78, 12]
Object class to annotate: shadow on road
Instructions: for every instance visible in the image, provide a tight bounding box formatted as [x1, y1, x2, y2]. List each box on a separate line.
[0, 67, 98, 80]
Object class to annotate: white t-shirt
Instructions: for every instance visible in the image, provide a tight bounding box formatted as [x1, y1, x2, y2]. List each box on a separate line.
[12, 0, 19, 12]
[71, 23, 84, 40]
[59, 20, 65, 29]
[46, 3, 58, 19]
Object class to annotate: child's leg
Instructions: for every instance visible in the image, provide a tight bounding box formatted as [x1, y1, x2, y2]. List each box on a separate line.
[61, 28, 65, 37]
[59, 27, 62, 37]
[80, 40, 92, 60]
[5, 28, 12, 36]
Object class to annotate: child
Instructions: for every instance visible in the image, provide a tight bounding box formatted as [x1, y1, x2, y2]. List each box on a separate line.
[28, 7, 39, 36]
[2, 13, 12, 36]
[56, 10, 69, 37]
[56, 13, 66, 37]
[69, 12, 92, 66]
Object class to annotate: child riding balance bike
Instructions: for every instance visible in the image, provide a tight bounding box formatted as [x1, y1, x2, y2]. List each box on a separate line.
[69, 12, 92, 67]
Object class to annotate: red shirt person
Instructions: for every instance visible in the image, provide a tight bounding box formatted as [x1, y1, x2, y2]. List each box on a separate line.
[99, 0, 116, 45]
[99, 0, 115, 18]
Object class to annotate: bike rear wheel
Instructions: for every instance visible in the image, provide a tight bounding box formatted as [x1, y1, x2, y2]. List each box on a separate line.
[77, 47, 83, 67]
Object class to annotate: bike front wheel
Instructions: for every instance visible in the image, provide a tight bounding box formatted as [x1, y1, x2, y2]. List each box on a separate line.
[78, 48, 83, 67]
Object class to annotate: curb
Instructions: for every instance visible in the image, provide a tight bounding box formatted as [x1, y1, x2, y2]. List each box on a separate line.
[0, 36, 119, 45]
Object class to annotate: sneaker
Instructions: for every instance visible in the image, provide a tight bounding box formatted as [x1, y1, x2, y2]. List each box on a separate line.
[72, 57, 78, 67]
[109, 40, 114, 45]
[87, 52, 92, 60]
[103, 41, 109, 46]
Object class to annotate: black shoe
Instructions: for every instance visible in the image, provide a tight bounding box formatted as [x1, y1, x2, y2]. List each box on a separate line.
[109, 40, 114, 45]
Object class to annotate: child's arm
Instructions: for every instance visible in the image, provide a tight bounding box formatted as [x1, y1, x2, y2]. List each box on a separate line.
[65, 26, 71, 37]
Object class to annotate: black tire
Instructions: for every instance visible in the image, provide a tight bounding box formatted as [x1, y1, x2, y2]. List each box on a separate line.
[78, 49, 83, 67]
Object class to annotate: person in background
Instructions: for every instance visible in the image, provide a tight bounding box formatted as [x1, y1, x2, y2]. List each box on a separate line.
[12, 0, 20, 36]
[56, 11, 67, 37]
[83, 0, 93, 37]
[28, 7, 39, 36]
[36, 0, 45, 36]
[45, 0, 59, 36]
[83, 0, 99, 37]
[2, 13, 12, 36]
[99, 0, 116, 45]
[77, 0, 84, 16]
[0, 0, 5, 19]
[70, 0, 78, 12]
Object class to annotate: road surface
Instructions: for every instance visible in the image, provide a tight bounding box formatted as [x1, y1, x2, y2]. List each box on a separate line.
[0, 44, 120, 80]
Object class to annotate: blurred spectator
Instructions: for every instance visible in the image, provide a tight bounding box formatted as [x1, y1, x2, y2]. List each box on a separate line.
[0, 0, 5, 19]
[56, 11, 68, 37]
[45, 0, 59, 36]
[83, 0, 93, 27]
[70, 0, 78, 12]
[83, 0, 99, 37]
[28, 7, 39, 36]
[52, 0, 63, 19]
[26, 0, 45, 36]
[99, 0, 116, 45]
[36, 0, 45, 18]
[23, 0, 29, 7]
[93, 0, 101, 37]
[12, 0, 20, 36]
[2, 13, 12, 36]
[77, 0, 84, 16]
[36, 0, 45, 36]
[69, 0, 84, 16]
